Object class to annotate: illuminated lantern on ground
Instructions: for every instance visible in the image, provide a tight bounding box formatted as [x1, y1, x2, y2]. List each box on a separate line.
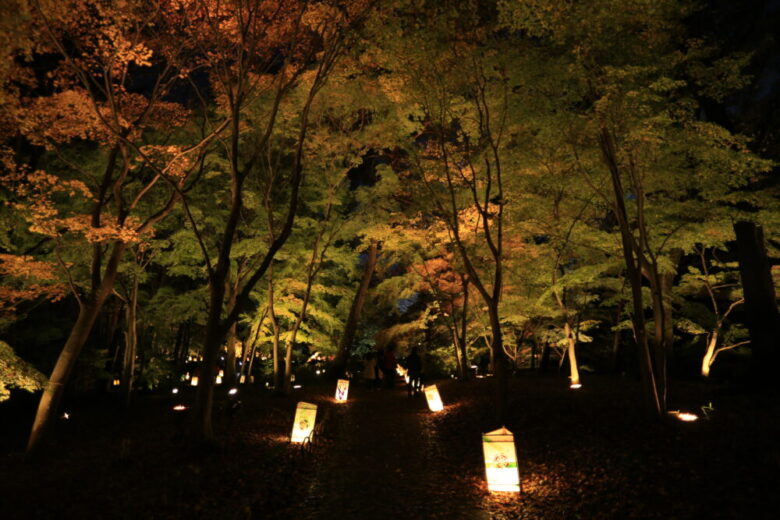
[335, 379, 349, 402]
[215, 375, 223, 385]
[424, 384, 444, 412]
[112, 379, 120, 387]
[482, 427, 520, 492]
[239, 375, 246, 384]
[190, 376, 199, 387]
[291, 401, 317, 443]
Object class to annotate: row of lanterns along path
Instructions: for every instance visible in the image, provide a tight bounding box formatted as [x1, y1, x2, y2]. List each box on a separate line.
[289, 379, 521, 494]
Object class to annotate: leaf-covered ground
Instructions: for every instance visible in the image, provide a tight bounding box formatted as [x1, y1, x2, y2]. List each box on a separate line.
[1, 374, 778, 519]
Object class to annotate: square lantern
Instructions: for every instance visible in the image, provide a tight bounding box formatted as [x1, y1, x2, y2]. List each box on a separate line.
[239, 375, 246, 384]
[482, 427, 520, 492]
[424, 384, 444, 412]
[290, 401, 318, 443]
[335, 379, 349, 402]
[190, 376, 199, 387]
[112, 379, 120, 387]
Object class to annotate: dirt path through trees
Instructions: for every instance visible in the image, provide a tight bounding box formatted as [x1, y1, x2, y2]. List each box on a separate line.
[292, 384, 487, 519]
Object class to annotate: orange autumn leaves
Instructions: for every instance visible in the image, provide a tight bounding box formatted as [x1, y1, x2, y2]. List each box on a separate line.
[0, 254, 67, 317]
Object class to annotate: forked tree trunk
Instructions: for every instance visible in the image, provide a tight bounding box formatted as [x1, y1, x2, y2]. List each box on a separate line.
[599, 128, 662, 417]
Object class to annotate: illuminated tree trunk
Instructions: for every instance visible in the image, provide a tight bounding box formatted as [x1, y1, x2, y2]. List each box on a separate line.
[332, 240, 378, 377]
[734, 221, 780, 386]
[564, 322, 581, 386]
[701, 332, 719, 377]
[268, 276, 282, 391]
[457, 275, 471, 380]
[27, 243, 127, 453]
[121, 269, 139, 409]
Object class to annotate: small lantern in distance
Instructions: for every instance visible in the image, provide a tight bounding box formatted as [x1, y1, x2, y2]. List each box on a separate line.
[190, 376, 199, 387]
[424, 384, 444, 412]
[335, 379, 349, 402]
[482, 426, 520, 492]
[112, 379, 120, 387]
[291, 401, 317, 443]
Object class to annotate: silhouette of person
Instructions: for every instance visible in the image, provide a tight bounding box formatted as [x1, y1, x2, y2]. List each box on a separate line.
[405, 347, 422, 396]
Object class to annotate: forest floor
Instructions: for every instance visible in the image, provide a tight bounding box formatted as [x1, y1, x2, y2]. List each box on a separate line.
[1, 373, 779, 519]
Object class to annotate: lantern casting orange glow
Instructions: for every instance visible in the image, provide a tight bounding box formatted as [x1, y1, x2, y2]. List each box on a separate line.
[291, 401, 317, 443]
[482, 426, 520, 492]
[190, 376, 199, 386]
[335, 379, 349, 402]
[424, 384, 444, 412]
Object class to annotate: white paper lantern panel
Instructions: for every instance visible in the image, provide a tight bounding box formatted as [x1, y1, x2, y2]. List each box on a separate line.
[424, 384, 444, 412]
[482, 426, 520, 492]
[335, 379, 349, 402]
[290, 401, 318, 443]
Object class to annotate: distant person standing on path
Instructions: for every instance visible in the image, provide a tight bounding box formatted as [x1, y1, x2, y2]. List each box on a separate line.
[384, 343, 398, 388]
[362, 352, 378, 389]
[405, 347, 422, 396]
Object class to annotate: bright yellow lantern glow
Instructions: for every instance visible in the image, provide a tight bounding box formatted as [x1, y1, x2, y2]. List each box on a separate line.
[424, 384, 444, 412]
[669, 410, 699, 422]
[482, 427, 520, 493]
[190, 376, 199, 387]
[291, 401, 317, 443]
[335, 379, 349, 402]
[239, 375, 246, 384]
[112, 379, 120, 386]
[215, 375, 223, 385]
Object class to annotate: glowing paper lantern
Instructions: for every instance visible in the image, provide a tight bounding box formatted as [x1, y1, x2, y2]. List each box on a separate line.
[112, 379, 120, 387]
[482, 427, 520, 492]
[215, 375, 223, 385]
[239, 375, 246, 384]
[335, 379, 350, 402]
[190, 376, 199, 387]
[291, 401, 317, 443]
[424, 384, 444, 412]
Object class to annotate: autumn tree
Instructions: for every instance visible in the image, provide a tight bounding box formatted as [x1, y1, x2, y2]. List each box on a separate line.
[1, 0, 227, 452]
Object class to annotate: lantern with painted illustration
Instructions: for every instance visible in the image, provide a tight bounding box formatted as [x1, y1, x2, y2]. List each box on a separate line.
[482, 427, 520, 492]
[290, 401, 317, 443]
[335, 379, 349, 402]
[424, 384, 444, 412]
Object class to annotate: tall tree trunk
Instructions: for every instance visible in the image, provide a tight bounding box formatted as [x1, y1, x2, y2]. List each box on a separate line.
[701, 332, 718, 377]
[734, 221, 780, 386]
[458, 275, 470, 380]
[267, 276, 282, 391]
[564, 321, 581, 386]
[332, 240, 378, 377]
[599, 128, 662, 417]
[225, 322, 238, 386]
[27, 243, 127, 453]
[539, 342, 551, 373]
[121, 270, 139, 409]
[487, 303, 509, 423]
[611, 302, 625, 374]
